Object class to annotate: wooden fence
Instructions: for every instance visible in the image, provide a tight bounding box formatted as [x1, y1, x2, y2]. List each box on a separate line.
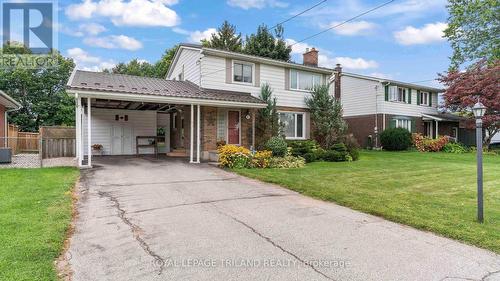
[41, 138, 76, 159]
[17, 132, 39, 152]
[40, 126, 76, 159]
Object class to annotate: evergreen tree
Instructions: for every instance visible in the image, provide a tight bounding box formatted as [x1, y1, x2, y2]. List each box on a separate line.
[305, 85, 347, 149]
[202, 21, 243, 52]
[244, 24, 292, 61]
[255, 83, 281, 149]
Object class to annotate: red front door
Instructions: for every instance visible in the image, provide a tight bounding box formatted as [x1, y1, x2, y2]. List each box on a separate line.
[227, 111, 240, 144]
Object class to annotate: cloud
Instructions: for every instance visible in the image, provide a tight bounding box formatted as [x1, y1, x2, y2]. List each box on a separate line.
[65, 0, 180, 27]
[324, 20, 376, 36]
[285, 39, 378, 70]
[67, 48, 116, 71]
[79, 23, 106, 35]
[188, 28, 216, 43]
[84, 35, 143, 50]
[394, 22, 447, 45]
[227, 0, 288, 9]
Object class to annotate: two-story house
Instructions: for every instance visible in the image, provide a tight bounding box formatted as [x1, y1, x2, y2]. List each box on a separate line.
[335, 71, 470, 147]
[67, 43, 469, 167]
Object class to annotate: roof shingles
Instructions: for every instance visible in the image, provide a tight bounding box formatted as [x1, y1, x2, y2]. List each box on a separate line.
[68, 70, 266, 105]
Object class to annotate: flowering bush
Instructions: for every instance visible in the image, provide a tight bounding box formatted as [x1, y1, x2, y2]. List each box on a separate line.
[250, 150, 273, 168]
[412, 133, 449, 152]
[218, 145, 251, 168]
[269, 155, 305, 168]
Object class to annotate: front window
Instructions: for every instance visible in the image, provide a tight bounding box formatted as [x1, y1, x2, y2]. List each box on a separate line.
[395, 119, 412, 132]
[233, 62, 253, 84]
[279, 112, 304, 139]
[420, 91, 431, 106]
[389, 86, 407, 102]
[290, 70, 321, 91]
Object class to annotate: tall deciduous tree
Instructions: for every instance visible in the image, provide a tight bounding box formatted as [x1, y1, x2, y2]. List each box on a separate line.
[105, 45, 178, 78]
[305, 85, 347, 149]
[0, 44, 75, 132]
[255, 83, 281, 149]
[202, 21, 243, 52]
[444, 0, 500, 69]
[244, 24, 292, 61]
[439, 60, 500, 147]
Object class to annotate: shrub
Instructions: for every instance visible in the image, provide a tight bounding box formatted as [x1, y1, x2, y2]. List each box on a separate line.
[287, 140, 318, 157]
[349, 149, 360, 161]
[250, 150, 273, 168]
[303, 152, 317, 163]
[343, 134, 361, 161]
[330, 143, 348, 153]
[380, 128, 412, 151]
[218, 145, 251, 168]
[269, 155, 305, 168]
[412, 134, 450, 152]
[265, 136, 288, 157]
[442, 142, 469, 153]
[322, 150, 350, 162]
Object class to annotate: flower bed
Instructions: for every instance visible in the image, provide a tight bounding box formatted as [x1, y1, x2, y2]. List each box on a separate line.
[412, 133, 449, 152]
[218, 144, 304, 169]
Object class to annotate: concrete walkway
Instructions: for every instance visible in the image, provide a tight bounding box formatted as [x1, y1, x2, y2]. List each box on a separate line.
[67, 156, 500, 281]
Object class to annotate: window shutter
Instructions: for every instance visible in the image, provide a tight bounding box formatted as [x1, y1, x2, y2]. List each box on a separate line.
[417, 90, 421, 105]
[389, 118, 396, 128]
[385, 85, 389, 101]
[225, 58, 232, 84]
[429, 93, 432, 106]
[284, 68, 290, 90]
[411, 118, 416, 133]
[403, 89, 406, 102]
[407, 88, 412, 104]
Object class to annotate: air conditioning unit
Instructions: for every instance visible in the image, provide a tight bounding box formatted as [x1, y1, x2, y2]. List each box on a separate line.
[0, 148, 12, 163]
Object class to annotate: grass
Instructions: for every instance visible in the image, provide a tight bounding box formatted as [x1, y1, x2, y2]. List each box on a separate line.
[0, 167, 79, 281]
[234, 151, 500, 253]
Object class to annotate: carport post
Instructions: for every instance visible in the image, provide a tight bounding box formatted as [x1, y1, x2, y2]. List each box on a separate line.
[75, 94, 82, 167]
[196, 104, 201, 163]
[190, 104, 194, 163]
[87, 97, 92, 167]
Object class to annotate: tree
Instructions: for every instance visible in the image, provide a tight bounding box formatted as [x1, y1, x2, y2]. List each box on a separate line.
[105, 45, 179, 78]
[439, 60, 500, 147]
[244, 24, 292, 61]
[202, 21, 243, 52]
[444, 0, 500, 69]
[305, 85, 347, 149]
[255, 83, 281, 149]
[0, 44, 75, 132]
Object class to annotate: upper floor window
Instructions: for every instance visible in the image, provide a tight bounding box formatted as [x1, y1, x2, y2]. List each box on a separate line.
[233, 62, 253, 84]
[290, 70, 321, 91]
[389, 86, 407, 102]
[419, 91, 431, 106]
[279, 112, 305, 139]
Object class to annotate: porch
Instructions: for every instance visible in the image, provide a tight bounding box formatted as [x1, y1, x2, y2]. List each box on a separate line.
[67, 70, 266, 168]
[422, 113, 475, 145]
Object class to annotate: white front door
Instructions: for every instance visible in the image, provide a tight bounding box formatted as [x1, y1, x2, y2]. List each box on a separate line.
[111, 125, 134, 155]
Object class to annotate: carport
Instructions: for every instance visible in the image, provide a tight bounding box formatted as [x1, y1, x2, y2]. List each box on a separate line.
[67, 70, 266, 168]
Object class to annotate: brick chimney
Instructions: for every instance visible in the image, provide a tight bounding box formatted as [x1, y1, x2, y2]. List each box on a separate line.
[303, 47, 318, 67]
[334, 64, 342, 100]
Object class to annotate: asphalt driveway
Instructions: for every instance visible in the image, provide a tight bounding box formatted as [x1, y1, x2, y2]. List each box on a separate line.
[67, 156, 500, 281]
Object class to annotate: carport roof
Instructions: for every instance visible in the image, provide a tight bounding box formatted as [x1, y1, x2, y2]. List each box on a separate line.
[67, 70, 266, 107]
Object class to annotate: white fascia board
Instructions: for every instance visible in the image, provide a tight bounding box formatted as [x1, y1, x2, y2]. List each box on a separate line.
[421, 114, 444, 121]
[67, 89, 267, 109]
[0, 91, 21, 109]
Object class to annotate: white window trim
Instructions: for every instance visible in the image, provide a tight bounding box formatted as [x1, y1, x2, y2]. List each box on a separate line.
[389, 86, 409, 103]
[232, 60, 255, 85]
[226, 109, 242, 145]
[419, 91, 431, 107]
[395, 119, 412, 132]
[279, 111, 306, 140]
[289, 69, 322, 92]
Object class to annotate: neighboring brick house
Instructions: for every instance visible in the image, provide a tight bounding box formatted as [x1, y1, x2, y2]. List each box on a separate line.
[334, 71, 472, 147]
[0, 91, 21, 146]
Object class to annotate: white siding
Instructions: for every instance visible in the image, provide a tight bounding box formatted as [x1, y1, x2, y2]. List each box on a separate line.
[379, 88, 439, 117]
[168, 48, 201, 84]
[82, 108, 157, 155]
[200, 55, 329, 108]
[340, 75, 440, 117]
[341, 75, 379, 116]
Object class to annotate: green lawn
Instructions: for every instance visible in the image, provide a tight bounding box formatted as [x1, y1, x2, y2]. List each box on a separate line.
[234, 151, 500, 253]
[0, 167, 79, 281]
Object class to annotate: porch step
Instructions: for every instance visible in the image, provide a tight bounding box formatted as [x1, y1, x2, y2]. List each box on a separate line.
[166, 149, 188, 157]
